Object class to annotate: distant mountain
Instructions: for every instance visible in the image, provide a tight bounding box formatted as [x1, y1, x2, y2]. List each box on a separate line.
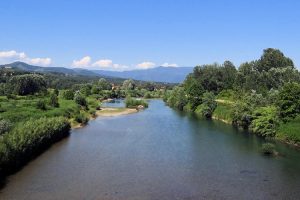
[93, 66, 193, 83]
[0, 62, 193, 83]
[0, 62, 99, 77]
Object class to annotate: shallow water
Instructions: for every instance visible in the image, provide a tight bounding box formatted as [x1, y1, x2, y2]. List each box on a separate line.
[1, 100, 300, 200]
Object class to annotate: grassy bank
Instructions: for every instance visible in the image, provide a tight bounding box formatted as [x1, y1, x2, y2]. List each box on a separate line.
[276, 116, 300, 145]
[213, 101, 233, 123]
[0, 117, 70, 176]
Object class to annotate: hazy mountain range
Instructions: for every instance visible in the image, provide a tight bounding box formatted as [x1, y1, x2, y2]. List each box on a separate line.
[0, 62, 193, 83]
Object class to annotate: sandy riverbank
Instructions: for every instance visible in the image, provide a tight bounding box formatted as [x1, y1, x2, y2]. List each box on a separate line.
[96, 107, 138, 117]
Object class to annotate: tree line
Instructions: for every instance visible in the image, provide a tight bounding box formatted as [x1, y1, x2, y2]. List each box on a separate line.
[164, 48, 300, 143]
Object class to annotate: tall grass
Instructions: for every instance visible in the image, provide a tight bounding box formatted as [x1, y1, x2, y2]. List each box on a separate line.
[277, 116, 300, 144]
[0, 117, 70, 175]
[125, 96, 148, 108]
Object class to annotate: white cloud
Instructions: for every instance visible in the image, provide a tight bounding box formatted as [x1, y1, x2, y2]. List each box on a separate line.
[92, 59, 113, 68]
[72, 56, 91, 67]
[28, 58, 52, 66]
[136, 61, 156, 69]
[161, 62, 178, 67]
[0, 50, 51, 66]
[0, 50, 26, 59]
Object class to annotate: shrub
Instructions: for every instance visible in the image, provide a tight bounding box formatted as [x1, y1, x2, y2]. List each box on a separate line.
[125, 96, 148, 108]
[195, 92, 217, 118]
[0, 120, 12, 135]
[0, 104, 6, 113]
[74, 93, 87, 107]
[144, 92, 152, 99]
[261, 143, 275, 155]
[62, 90, 74, 100]
[36, 100, 47, 110]
[49, 93, 59, 107]
[277, 82, 300, 122]
[74, 113, 88, 124]
[250, 106, 279, 137]
[89, 109, 96, 117]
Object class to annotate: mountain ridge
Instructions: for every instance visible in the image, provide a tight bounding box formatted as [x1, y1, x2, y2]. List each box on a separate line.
[0, 61, 193, 83]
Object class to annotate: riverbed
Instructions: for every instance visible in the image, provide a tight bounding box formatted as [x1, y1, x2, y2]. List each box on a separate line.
[1, 100, 300, 199]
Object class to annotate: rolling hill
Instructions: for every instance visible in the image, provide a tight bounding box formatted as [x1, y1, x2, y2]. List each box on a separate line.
[0, 62, 193, 83]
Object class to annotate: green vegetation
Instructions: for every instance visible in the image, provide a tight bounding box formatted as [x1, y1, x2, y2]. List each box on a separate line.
[164, 48, 300, 146]
[0, 117, 70, 174]
[0, 68, 170, 178]
[261, 143, 276, 155]
[125, 96, 148, 108]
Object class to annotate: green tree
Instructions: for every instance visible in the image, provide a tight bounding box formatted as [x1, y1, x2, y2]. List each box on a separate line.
[98, 78, 111, 90]
[49, 93, 59, 107]
[257, 48, 294, 72]
[9, 74, 47, 95]
[277, 82, 300, 121]
[62, 90, 74, 100]
[122, 79, 136, 90]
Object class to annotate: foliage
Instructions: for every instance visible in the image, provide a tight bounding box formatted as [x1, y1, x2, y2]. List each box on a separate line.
[74, 113, 89, 124]
[276, 82, 300, 121]
[165, 86, 187, 111]
[61, 89, 74, 100]
[0, 120, 12, 135]
[277, 115, 300, 143]
[261, 143, 275, 155]
[250, 106, 279, 137]
[74, 92, 87, 107]
[122, 79, 136, 90]
[98, 78, 112, 90]
[195, 92, 217, 118]
[49, 93, 59, 107]
[125, 96, 148, 108]
[36, 99, 47, 110]
[9, 74, 47, 95]
[0, 117, 70, 173]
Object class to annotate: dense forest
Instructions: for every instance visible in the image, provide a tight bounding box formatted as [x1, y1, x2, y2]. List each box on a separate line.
[164, 48, 300, 146]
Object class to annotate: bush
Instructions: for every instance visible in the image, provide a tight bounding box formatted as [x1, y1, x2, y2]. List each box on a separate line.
[250, 106, 279, 137]
[261, 143, 275, 155]
[62, 90, 74, 100]
[277, 82, 300, 122]
[36, 100, 47, 110]
[125, 96, 148, 108]
[89, 109, 96, 117]
[74, 93, 87, 107]
[144, 92, 152, 99]
[0, 117, 70, 174]
[74, 113, 89, 124]
[0, 104, 6, 113]
[49, 93, 59, 107]
[194, 92, 217, 118]
[0, 120, 12, 135]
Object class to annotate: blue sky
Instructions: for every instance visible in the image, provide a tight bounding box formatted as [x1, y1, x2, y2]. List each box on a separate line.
[0, 0, 299, 70]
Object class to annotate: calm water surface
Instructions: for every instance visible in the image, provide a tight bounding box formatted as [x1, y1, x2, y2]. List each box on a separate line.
[1, 100, 300, 200]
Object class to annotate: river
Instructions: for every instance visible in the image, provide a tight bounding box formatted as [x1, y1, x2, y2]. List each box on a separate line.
[1, 100, 300, 200]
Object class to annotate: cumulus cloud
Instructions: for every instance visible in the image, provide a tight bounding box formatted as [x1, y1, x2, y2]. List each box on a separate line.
[136, 61, 156, 69]
[72, 56, 91, 67]
[28, 58, 52, 66]
[161, 62, 178, 67]
[92, 59, 113, 68]
[0, 50, 51, 66]
[0, 50, 26, 59]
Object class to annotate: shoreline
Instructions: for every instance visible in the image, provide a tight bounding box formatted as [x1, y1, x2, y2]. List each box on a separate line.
[96, 107, 138, 117]
[212, 115, 300, 150]
[71, 107, 139, 129]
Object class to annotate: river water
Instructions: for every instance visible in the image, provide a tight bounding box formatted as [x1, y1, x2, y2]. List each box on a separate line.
[1, 100, 300, 200]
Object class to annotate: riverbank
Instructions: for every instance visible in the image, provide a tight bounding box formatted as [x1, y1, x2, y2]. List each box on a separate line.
[96, 107, 138, 117]
[211, 102, 300, 149]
